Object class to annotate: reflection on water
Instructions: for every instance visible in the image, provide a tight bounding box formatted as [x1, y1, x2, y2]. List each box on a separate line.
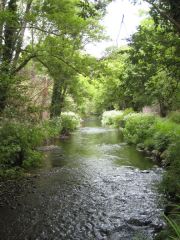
[44, 118, 154, 170]
[0, 118, 164, 240]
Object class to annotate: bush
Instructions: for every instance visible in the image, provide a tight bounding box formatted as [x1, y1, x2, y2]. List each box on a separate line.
[101, 110, 123, 126]
[0, 167, 23, 179]
[161, 140, 180, 199]
[0, 112, 80, 173]
[0, 121, 44, 169]
[113, 108, 134, 128]
[122, 114, 180, 152]
[153, 119, 180, 153]
[168, 111, 180, 124]
[60, 112, 81, 135]
[123, 113, 156, 144]
[40, 117, 62, 140]
[40, 112, 80, 138]
[144, 138, 155, 151]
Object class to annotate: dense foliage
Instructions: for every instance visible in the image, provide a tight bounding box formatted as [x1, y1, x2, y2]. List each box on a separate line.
[143, 0, 180, 33]
[60, 112, 81, 135]
[92, 17, 180, 116]
[101, 110, 123, 126]
[0, 0, 110, 117]
[0, 121, 43, 169]
[0, 112, 80, 174]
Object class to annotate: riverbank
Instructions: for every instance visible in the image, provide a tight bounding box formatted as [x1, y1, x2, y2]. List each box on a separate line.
[0, 112, 81, 179]
[101, 110, 180, 239]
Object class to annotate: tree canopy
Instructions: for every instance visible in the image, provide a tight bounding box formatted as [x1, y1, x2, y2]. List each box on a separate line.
[0, 0, 109, 114]
[0, 0, 179, 119]
[91, 16, 180, 116]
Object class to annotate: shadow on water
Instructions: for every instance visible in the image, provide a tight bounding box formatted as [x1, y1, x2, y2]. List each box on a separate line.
[0, 117, 164, 240]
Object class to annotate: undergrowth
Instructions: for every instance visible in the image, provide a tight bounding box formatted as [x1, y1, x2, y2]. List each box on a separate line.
[0, 112, 80, 176]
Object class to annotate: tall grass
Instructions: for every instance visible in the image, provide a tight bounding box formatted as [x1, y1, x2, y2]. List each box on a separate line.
[164, 214, 180, 240]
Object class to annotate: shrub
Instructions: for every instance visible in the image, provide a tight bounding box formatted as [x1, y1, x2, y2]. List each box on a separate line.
[0, 112, 80, 172]
[144, 138, 155, 151]
[0, 121, 44, 169]
[0, 167, 23, 179]
[40, 112, 80, 138]
[161, 140, 180, 199]
[60, 112, 81, 135]
[153, 133, 173, 153]
[123, 113, 156, 144]
[153, 119, 180, 153]
[168, 111, 180, 124]
[113, 108, 134, 128]
[101, 110, 123, 126]
[40, 117, 62, 140]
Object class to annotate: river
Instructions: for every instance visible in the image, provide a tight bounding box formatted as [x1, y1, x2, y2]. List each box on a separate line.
[0, 118, 164, 240]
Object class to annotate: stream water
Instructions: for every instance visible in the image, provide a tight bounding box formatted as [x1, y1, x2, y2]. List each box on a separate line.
[0, 118, 164, 240]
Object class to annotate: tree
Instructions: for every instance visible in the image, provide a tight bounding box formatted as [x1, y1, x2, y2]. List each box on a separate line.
[91, 17, 179, 116]
[121, 18, 180, 116]
[0, 0, 110, 114]
[91, 47, 129, 113]
[33, 33, 100, 117]
[134, 0, 180, 33]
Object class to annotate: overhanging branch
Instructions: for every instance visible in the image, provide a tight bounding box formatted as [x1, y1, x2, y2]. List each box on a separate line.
[145, 0, 180, 33]
[12, 54, 37, 74]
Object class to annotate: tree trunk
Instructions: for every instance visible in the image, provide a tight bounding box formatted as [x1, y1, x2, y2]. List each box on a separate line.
[159, 101, 168, 117]
[0, 0, 6, 61]
[2, 0, 18, 65]
[0, 0, 17, 113]
[0, 0, 35, 113]
[50, 78, 67, 118]
[0, 84, 9, 113]
[12, 0, 33, 69]
[40, 77, 49, 120]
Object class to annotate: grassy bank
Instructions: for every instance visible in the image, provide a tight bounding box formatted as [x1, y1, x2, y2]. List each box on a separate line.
[102, 110, 180, 239]
[0, 112, 81, 178]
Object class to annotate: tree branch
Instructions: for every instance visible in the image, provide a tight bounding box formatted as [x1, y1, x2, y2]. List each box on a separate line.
[12, 54, 37, 74]
[28, 25, 62, 37]
[36, 53, 87, 77]
[12, 0, 34, 68]
[51, 54, 86, 76]
[145, 0, 180, 33]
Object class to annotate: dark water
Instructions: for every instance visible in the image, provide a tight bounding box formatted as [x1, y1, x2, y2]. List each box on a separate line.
[0, 118, 164, 240]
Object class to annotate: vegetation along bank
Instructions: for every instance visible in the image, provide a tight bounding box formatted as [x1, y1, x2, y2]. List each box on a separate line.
[0, 112, 81, 178]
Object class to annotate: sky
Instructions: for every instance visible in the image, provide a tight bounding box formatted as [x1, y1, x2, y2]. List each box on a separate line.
[85, 0, 150, 57]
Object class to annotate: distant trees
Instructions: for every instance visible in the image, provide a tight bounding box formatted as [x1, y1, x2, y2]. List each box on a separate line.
[92, 17, 180, 116]
[123, 18, 180, 116]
